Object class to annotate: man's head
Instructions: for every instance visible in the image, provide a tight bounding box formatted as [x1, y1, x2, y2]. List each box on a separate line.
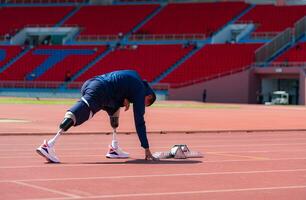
[145, 94, 156, 107]
[143, 80, 156, 107]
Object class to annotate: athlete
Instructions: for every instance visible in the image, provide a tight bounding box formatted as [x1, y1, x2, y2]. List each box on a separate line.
[36, 70, 157, 163]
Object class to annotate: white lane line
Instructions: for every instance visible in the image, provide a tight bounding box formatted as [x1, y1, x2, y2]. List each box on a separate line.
[11, 181, 81, 198]
[2, 142, 306, 152]
[2, 168, 306, 183]
[24, 185, 306, 200]
[1, 157, 306, 169]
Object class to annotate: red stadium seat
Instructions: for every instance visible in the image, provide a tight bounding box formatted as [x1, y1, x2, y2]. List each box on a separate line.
[74, 44, 193, 82]
[64, 5, 159, 36]
[0, 46, 23, 69]
[160, 43, 261, 86]
[35, 45, 106, 81]
[0, 45, 106, 81]
[274, 42, 306, 64]
[238, 5, 306, 33]
[137, 2, 248, 36]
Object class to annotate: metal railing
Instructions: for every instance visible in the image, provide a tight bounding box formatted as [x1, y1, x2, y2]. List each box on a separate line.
[252, 62, 306, 68]
[0, 81, 71, 89]
[235, 20, 254, 24]
[151, 83, 169, 90]
[251, 32, 280, 39]
[0, 80, 170, 91]
[24, 24, 54, 28]
[294, 16, 306, 40]
[255, 28, 292, 63]
[76, 34, 206, 42]
[129, 34, 206, 41]
[6, 0, 86, 3]
[67, 81, 170, 90]
[235, 20, 277, 39]
[23, 24, 80, 28]
[76, 35, 119, 42]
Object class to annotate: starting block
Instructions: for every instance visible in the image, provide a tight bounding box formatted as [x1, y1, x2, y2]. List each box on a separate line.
[153, 144, 203, 159]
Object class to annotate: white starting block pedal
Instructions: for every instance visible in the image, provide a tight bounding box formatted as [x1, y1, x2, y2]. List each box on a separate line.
[153, 144, 203, 159]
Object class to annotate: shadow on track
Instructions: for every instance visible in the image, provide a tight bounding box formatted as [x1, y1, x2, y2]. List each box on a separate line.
[79, 159, 202, 165]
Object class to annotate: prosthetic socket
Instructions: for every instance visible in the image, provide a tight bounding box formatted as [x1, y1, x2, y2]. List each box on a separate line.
[110, 109, 120, 129]
[59, 112, 76, 131]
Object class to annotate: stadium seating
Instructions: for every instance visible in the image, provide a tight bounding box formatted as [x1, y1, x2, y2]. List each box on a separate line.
[63, 4, 159, 36]
[274, 42, 306, 63]
[0, 45, 106, 81]
[238, 5, 306, 33]
[1, 2, 296, 89]
[74, 44, 193, 82]
[137, 2, 249, 36]
[160, 43, 261, 86]
[35, 45, 106, 81]
[0, 6, 74, 37]
[0, 47, 45, 81]
[0, 46, 23, 69]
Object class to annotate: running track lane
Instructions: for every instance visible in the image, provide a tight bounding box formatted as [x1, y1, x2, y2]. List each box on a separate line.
[0, 132, 306, 200]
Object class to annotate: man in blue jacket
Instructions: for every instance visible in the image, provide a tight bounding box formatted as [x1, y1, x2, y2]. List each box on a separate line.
[36, 70, 157, 163]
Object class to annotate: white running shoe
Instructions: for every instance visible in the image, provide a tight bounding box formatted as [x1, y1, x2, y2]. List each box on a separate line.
[106, 145, 129, 159]
[36, 140, 60, 163]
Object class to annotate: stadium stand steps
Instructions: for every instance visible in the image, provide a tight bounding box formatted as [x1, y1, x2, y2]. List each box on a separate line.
[70, 44, 193, 83]
[272, 42, 306, 64]
[151, 43, 205, 85]
[124, 3, 164, 40]
[212, 4, 256, 40]
[136, 2, 249, 36]
[26, 49, 97, 81]
[238, 5, 306, 34]
[266, 40, 294, 64]
[159, 43, 261, 87]
[59, 47, 112, 89]
[0, 46, 22, 69]
[55, 5, 82, 28]
[63, 4, 159, 36]
[0, 47, 30, 73]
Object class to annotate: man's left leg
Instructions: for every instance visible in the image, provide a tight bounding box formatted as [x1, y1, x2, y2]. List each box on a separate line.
[106, 109, 129, 158]
[36, 99, 92, 163]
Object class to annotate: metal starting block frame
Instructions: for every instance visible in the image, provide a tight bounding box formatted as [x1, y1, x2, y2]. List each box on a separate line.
[153, 144, 203, 159]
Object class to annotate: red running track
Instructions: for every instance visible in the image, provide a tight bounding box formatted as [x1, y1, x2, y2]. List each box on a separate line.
[1, 101, 306, 199]
[0, 132, 306, 200]
[2, 102, 306, 134]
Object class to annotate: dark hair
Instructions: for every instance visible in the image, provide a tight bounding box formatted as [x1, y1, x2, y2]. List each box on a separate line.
[147, 92, 156, 106]
[143, 80, 156, 106]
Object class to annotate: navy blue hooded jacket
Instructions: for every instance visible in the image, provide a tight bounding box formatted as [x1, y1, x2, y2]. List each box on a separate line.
[77, 70, 155, 149]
